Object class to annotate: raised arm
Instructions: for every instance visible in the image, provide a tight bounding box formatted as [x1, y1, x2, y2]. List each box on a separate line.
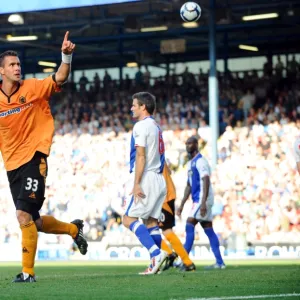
[55, 31, 75, 86]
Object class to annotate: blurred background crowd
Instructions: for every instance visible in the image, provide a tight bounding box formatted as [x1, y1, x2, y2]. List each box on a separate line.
[0, 55, 300, 252]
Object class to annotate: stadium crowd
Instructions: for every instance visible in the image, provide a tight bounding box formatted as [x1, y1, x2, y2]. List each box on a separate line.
[0, 55, 300, 252]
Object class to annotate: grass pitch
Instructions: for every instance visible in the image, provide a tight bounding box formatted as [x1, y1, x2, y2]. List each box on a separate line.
[0, 260, 299, 300]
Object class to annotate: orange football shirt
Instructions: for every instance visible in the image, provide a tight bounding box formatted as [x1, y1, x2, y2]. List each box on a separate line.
[162, 164, 176, 202]
[0, 76, 60, 171]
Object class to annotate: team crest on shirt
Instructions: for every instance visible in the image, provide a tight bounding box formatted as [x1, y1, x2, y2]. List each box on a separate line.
[192, 161, 196, 167]
[188, 170, 193, 176]
[19, 96, 26, 104]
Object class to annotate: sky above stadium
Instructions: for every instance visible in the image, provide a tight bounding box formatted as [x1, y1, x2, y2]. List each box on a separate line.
[0, 0, 140, 14]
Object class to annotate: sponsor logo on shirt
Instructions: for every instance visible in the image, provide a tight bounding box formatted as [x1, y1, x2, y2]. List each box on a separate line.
[0, 103, 33, 118]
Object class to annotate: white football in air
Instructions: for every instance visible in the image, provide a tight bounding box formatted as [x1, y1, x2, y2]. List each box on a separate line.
[180, 2, 202, 22]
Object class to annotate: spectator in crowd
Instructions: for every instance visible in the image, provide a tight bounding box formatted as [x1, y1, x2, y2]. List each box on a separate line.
[275, 55, 284, 78]
[93, 72, 101, 93]
[103, 70, 112, 88]
[239, 89, 256, 122]
[135, 66, 144, 86]
[79, 71, 89, 91]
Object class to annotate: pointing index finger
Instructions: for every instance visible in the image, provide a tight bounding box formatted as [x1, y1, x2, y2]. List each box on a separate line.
[64, 31, 69, 42]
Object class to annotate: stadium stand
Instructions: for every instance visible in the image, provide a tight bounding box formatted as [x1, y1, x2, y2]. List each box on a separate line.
[1, 62, 299, 251]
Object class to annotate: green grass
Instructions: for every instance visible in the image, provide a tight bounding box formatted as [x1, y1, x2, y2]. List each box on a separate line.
[0, 260, 299, 300]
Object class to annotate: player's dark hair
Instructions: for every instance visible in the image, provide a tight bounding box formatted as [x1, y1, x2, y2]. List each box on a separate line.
[0, 50, 18, 67]
[132, 92, 156, 115]
[187, 136, 198, 144]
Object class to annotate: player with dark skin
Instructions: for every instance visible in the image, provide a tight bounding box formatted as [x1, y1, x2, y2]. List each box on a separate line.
[176, 136, 225, 269]
[177, 137, 210, 228]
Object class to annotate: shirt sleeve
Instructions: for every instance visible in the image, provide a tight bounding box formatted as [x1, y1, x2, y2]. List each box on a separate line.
[32, 75, 61, 100]
[294, 139, 300, 163]
[196, 157, 210, 178]
[133, 122, 147, 147]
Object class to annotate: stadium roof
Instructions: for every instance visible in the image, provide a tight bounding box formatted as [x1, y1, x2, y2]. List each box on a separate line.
[0, 0, 299, 74]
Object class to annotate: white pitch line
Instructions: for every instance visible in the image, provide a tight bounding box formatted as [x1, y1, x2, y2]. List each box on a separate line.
[183, 293, 300, 300]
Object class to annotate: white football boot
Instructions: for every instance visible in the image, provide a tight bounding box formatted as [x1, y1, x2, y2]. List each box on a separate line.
[138, 251, 167, 275]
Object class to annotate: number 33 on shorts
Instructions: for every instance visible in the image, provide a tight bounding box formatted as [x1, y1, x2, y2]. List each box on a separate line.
[25, 177, 39, 192]
[21, 176, 45, 204]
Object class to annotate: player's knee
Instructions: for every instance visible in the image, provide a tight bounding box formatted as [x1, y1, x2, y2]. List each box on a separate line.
[16, 200, 41, 225]
[200, 221, 212, 228]
[34, 218, 43, 231]
[122, 215, 133, 229]
[187, 217, 198, 225]
[16, 210, 32, 225]
[162, 228, 173, 236]
[145, 217, 158, 228]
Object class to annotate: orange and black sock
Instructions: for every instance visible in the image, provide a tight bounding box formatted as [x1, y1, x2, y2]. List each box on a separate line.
[21, 221, 38, 276]
[166, 232, 193, 266]
[161, 239, 173, 256]
[41, 216, 78, 238]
